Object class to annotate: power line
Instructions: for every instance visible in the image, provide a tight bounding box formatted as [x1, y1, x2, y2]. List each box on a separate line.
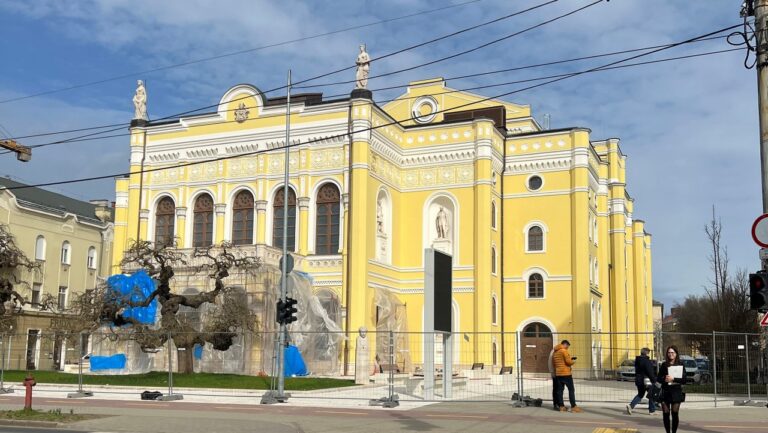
[8, 46, 740, 154]
[0, 23, 742, 193]
[0, 0, 575, 154]
[1, 0, 563, 152]
[3, 33, 730, 143]
[0, 0, 486, 105]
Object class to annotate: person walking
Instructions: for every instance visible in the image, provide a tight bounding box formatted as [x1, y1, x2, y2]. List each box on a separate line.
[625, 347, 656, 415]
[657, 345, 687, 433]
[553, 340, 582, 413]
[548, 343, 562, 411]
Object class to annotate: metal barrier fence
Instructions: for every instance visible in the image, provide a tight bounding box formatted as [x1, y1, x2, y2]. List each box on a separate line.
[0, 330, 765, 405]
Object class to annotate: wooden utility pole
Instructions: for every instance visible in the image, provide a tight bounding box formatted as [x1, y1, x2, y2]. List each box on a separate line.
[0, 139, 31, 162]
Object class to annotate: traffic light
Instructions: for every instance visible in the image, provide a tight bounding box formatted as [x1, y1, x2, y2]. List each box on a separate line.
[275, 297, 299, 325]
[284, 297, 298, 324]
[749, 272, 768, 312]
[275, 299, 286, 325]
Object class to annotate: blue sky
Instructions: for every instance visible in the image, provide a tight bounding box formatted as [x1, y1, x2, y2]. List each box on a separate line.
[0, 0, 760, 311]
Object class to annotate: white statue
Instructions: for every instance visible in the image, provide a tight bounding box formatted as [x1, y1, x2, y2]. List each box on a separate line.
[355, 326, 370, 384]
[436, 206, 449, 239]
[355, 44, 370, 90]
[133, 80, 148, 121]
[376, 199, 384, 235]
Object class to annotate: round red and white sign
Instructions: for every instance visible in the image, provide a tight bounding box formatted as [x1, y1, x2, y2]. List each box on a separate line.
[752, 214, 768, 248]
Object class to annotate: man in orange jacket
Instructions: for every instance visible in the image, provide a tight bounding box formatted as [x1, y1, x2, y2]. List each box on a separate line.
[553, 340, 582, 413]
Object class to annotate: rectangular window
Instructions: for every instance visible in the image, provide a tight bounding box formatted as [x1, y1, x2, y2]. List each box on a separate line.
[58, 286, 67, 310]
[31, 283, 41, 305]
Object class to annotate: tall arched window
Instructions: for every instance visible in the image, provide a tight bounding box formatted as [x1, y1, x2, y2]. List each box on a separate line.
[492, 342, 498, 366]
[491, 295, 498, 325]
[35, 235, 46, 261]
[528, 273, 544, 298]
[232, 190, 254, 245]
[491, 246, 497, 274]
[491, 201, 497, 229]
[87, 247, 97, 270]
[60, 241, 71, 265]
[527, 226, 544, 251]
[315, 183, 340, 255]
[193, 194, 214, 247]
[154, 197, 175, 246]
[273, 187, 296, 251]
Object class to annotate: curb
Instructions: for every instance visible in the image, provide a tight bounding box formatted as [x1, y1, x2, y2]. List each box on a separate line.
[0, 419, 59, 428]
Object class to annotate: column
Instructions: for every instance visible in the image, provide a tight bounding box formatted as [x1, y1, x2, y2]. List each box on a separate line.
[215, 203, 227, 243]
[255, 200, 268, 244]
[297, 197, 310, 255]
[175, 207, 187, 247]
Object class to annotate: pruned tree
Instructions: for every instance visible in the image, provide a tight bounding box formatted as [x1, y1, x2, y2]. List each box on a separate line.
[0, 224, 41, 332]
[93, 239, 261, 373]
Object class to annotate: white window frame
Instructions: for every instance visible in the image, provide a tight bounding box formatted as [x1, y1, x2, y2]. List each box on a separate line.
[35, 235, 46, 261]
[60, 241, 71, 265]
[523, 221, 547, 253]
[87, 247, 97, 270]
[491, 294, 498, 326]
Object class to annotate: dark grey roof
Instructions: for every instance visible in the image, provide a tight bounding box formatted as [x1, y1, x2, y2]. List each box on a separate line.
[0, 177, 110, 225]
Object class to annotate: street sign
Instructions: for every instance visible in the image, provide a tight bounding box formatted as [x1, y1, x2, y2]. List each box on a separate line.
[279, 254, 294, 273]
[761, 313, 768, 327]
[751, 214, 768, 248]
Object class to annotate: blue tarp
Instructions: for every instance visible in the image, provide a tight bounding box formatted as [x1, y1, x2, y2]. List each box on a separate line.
[90, 354, 127, 370]
[194, 344, 204, 360]
[106, 270, 158, 325]
[284, 345, 308, 376]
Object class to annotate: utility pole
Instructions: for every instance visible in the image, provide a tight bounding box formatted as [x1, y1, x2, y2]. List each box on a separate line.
[262, 70, 292, 405]
[755, 0, 768, 219]
[0, 139, 31, 162]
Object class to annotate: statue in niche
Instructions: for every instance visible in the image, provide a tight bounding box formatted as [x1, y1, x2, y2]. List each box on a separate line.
[435, 206, 449, 239]
[355, 44, 370, 89]
[133, 80, 148, 121]
[376, 199, 384, 235]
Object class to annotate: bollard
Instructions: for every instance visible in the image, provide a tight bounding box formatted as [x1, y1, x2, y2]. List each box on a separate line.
[23, 374, 36, 410]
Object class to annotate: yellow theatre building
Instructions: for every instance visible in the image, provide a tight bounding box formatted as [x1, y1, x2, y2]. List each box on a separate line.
[113, 75, 653, 375]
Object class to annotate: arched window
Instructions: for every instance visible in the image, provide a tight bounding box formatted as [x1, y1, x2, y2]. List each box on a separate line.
[60, 241, 71, 265]
[232, 190, 254, 245]
[491, 246, 497, 274]
[315, 183, 340, 255]
[154, 197, 175, 246]
[273, 187, 296, 251]
[491, 201, 497, 229]
[492, 342, 498, 366]
[528, 273, 544, 298]
[527, 226, 544, 251]
[491, 295, 498, 325]
[523, 322, 551, 338]
[193, 194, 214, 247]
[87, 247, 97, 270]
[35, 235, 46, 261]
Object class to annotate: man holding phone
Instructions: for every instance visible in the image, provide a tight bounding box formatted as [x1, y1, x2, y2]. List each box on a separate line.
[553, 339, 582, 412]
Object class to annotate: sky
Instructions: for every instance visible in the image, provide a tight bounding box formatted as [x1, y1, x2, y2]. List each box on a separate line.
[0, 0, 760, 311]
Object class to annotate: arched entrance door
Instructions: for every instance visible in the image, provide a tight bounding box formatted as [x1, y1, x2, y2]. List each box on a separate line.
[521, 322, 553, 373]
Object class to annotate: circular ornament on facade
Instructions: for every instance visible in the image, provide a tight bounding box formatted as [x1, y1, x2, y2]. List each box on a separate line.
[527, 175, 543, 191]
[412, 96, 438, 124]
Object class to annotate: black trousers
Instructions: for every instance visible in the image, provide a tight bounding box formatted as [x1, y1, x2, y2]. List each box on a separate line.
[555, 375, 576, 407]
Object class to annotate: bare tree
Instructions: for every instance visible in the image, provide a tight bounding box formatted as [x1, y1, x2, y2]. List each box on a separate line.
[704, 206, 728, 330]
[73, 239, 261, 373]
[0, 224, 41, 332]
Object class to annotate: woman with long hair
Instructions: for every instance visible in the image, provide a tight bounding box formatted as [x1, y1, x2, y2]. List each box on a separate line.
[657, 345, 687, 433]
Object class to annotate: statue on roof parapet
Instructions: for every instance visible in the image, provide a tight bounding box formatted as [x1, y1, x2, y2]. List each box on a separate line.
[132, 80, 148, 125]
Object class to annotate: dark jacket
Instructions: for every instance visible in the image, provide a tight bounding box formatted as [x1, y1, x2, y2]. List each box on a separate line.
[657, 361, 687, 403]
[634, 355, 656, 386]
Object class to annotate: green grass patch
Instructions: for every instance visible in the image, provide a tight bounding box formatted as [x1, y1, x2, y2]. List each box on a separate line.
[0, 408, 98, 423]
[1, 370, 355, 391]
